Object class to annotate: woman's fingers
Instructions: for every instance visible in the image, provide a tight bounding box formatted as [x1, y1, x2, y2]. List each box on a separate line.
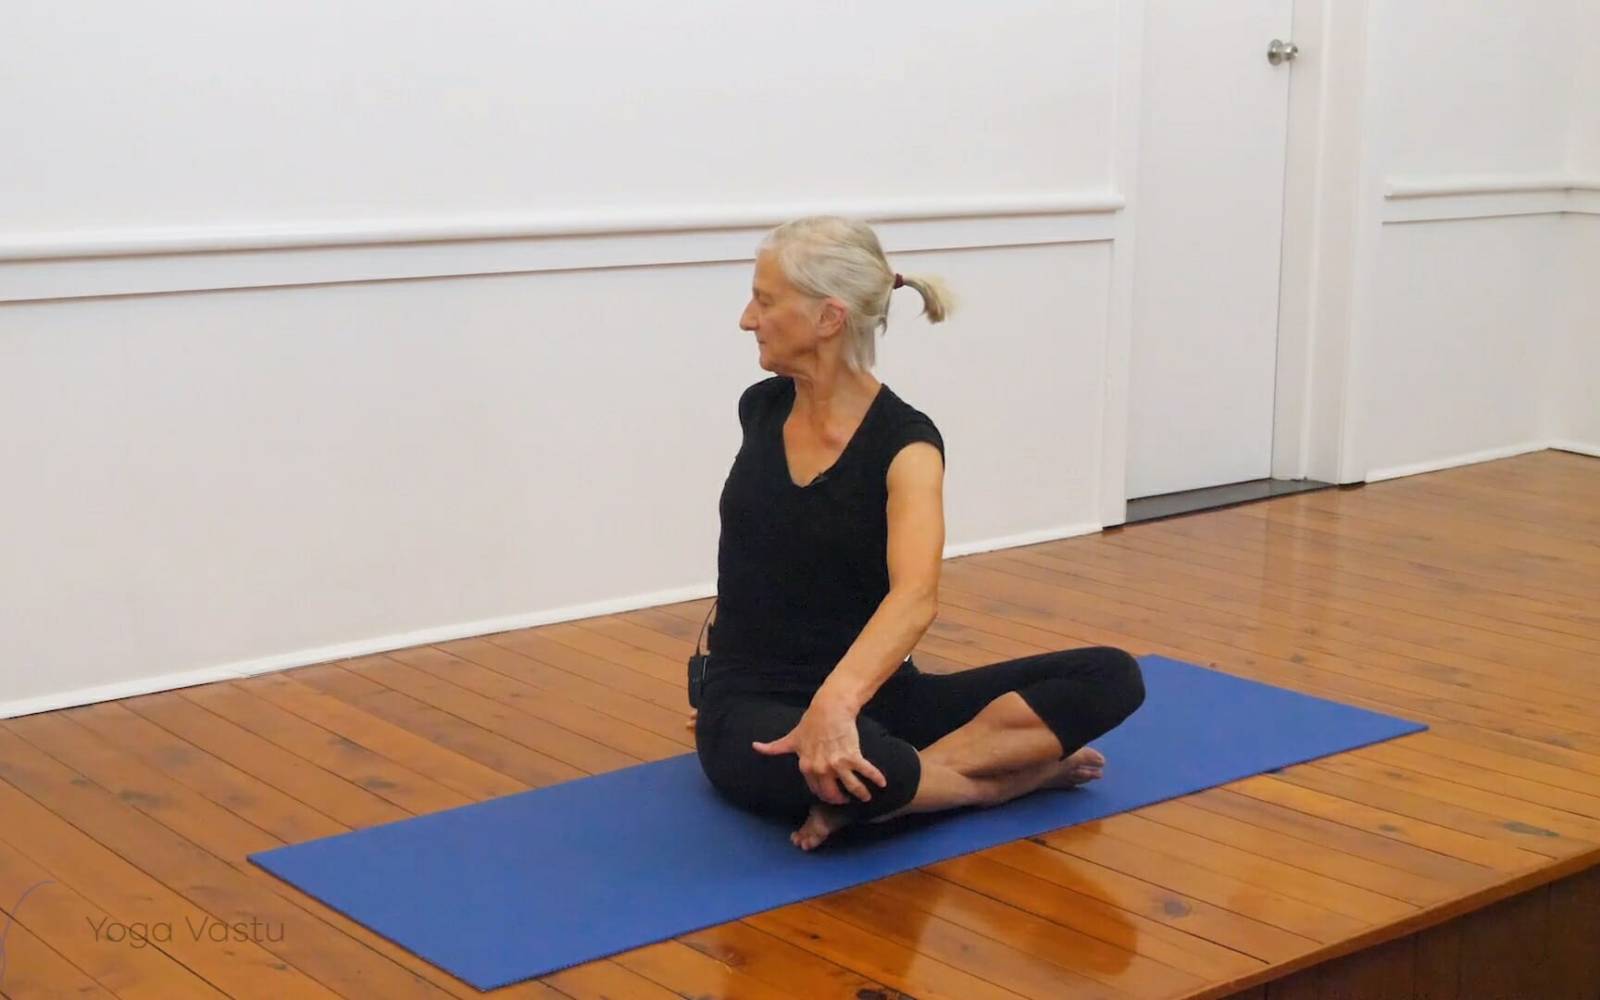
[857, 757, 888, 789]
[806, 757, 880, 803]
[753, 731, 798, 755]
[805, 765, 848, 805]
[836, 768, 873, 802]
[806, 776, 835, 804]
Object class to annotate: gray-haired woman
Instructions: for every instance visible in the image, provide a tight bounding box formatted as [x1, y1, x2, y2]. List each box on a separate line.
[693, 216, 1145, 850]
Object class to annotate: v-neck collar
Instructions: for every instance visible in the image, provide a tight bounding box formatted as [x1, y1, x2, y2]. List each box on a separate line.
[777, 379, 887, 489]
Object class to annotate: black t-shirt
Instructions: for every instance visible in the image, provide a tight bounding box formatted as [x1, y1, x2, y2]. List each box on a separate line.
[708, 375, 945, 680]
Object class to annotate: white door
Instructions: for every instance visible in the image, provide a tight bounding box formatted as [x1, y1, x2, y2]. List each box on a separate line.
[1126, 0, 1296, 499]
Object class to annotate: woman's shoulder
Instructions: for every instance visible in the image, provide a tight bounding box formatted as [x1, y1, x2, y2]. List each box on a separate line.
[877, 385, 945, 460]
[737, 375, 789, 427]
[878, 384, 939, 430]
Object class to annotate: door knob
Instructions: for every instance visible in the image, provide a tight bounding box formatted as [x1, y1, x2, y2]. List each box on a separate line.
[1267, 39, 1299, 66]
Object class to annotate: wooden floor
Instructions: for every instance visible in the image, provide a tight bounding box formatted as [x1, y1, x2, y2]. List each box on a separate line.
[2, 449, 1598, 999]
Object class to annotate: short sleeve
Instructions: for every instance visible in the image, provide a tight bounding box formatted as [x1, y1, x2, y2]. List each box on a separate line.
[736, 378, 770, 432]
[736, 376, 789, 432]
[737, 383, 758, 431]
[888, 415, 945, 466]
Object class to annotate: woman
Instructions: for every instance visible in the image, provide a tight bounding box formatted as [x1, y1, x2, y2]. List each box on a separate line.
[694, 216, 1145, 850]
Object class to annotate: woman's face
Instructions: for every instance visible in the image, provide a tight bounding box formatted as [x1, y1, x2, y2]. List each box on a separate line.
[740, 251, 834, 374]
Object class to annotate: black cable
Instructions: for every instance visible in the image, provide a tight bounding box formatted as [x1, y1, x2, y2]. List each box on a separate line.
[694, 597, 716, 656]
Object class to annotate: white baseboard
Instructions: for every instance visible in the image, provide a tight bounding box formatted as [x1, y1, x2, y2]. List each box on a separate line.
[944, 522, 1103, 559]
[1549, 440, 1600, 459]
[0, 521, 1106, 721]
[1365, 440, 1589, 483]
[0, 580, 721, 721]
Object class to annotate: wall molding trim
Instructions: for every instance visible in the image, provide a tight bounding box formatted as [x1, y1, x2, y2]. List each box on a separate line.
[0, 192, 1124, 304]
[1385, 174, 1595, 198]
[0, 520, 1104, 721]
[1550, 440, 1600, 460]
[1382, 175, 1600, 222]
[1, 192, 1125, 262]
[1364, 441, 1579, 483]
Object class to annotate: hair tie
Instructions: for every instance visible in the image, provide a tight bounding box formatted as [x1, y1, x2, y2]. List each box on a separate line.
[892, 273, 905, 290]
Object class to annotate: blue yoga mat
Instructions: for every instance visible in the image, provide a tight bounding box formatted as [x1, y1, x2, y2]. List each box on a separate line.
[249, 655, 1424, 990]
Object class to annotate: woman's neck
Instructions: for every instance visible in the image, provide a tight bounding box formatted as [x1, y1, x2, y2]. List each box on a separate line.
[789, 370, 881, 433]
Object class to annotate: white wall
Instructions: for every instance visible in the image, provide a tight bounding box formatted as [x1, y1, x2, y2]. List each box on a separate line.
[1351, 0, 1596, 480]
[4, 2, 1115, 236]
[1559, 5, 1600, 450]
[1572, 2, 1600, 173]
[1559, 217, 1600, 448]
[1373, 3, 1577, 178]
[3, 1, 1593, 717]
[0, 1, 1123, 715]
[1358, 216, 1567, 475]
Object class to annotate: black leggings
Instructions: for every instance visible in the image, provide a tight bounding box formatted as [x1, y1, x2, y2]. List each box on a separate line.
[694, 646, 1145, 825]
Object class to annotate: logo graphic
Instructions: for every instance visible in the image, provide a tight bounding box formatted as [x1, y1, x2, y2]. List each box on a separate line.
[0, 881, 54, 988]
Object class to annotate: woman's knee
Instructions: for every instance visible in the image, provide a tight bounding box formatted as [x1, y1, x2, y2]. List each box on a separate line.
[849, 739, 922, 821]
[1044, 645, 1145, 722]
[697, 730, 922, 824]
[697, 741, 806, 820]
[1092, 646, 1146, 720]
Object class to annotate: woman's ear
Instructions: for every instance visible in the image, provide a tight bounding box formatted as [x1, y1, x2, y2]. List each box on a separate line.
[817, 298, 848, 338]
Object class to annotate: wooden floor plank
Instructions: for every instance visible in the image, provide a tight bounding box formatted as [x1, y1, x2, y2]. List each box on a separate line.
[867, 870, 1208, 997]
[1180, 788, 1496, 887]
[1086, 527, 1600, 692]
[933, 567, 1600, 759]
[347, 649, 645, 772]
[1032, 828, 1373, 944]
[1220, 505, 1597, 618]
[236, 671, 530, 801]
[177, 683, 477, 815]
[1129, 800, 1459, 907]
[0, 914, 119, 1000]
[927, 853, 1266, 984]
[745, 902, 1032, 1000]
[971, 552, 1600, 725]
[1105, 521, 1600, 659]
[1278, 759, 1600, 856]
[1088, 814, 1419, 922]
[0, 836, 227, 1000]
[1144, 503, 1599, 628]
[286, 662, 587, 788]
[983, 840, 1322, 964]
[119, 690, 414, 830]
[0, 720, 577, 1000]
[65, 699, 349, 846]
[416, 640, 691, 748]
[674, 921, 901, 998]
[482, 629, 686, 711]
[0, 735, 354, 1000]
[4, 449, 1597, 999]
[807, 884, 1137, 1000]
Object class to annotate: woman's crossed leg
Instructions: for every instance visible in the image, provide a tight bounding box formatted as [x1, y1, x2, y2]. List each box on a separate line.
[697, 646, 1145, 850]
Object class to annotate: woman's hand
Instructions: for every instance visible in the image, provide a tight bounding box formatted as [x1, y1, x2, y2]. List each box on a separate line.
[751, 696, 887, 805]
[686, 708, 697, 730]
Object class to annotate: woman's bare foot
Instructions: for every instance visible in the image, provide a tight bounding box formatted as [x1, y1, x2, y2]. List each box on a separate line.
[792, 747, 1104, 850]
[792, 803, 853, 851]
[1045, 746, 1106, 788]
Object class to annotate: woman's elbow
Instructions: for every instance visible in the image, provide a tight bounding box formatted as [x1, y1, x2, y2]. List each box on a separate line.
[906, 589, 938, 628]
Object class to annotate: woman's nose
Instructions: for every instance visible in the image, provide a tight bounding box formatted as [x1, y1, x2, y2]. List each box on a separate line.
[739, 305, 758, 331]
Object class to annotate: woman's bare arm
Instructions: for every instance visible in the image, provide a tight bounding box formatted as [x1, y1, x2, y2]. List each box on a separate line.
[816, 440, 946, 713]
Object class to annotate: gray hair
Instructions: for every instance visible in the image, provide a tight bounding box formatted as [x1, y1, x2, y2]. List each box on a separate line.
[760, 216, 951, 373]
